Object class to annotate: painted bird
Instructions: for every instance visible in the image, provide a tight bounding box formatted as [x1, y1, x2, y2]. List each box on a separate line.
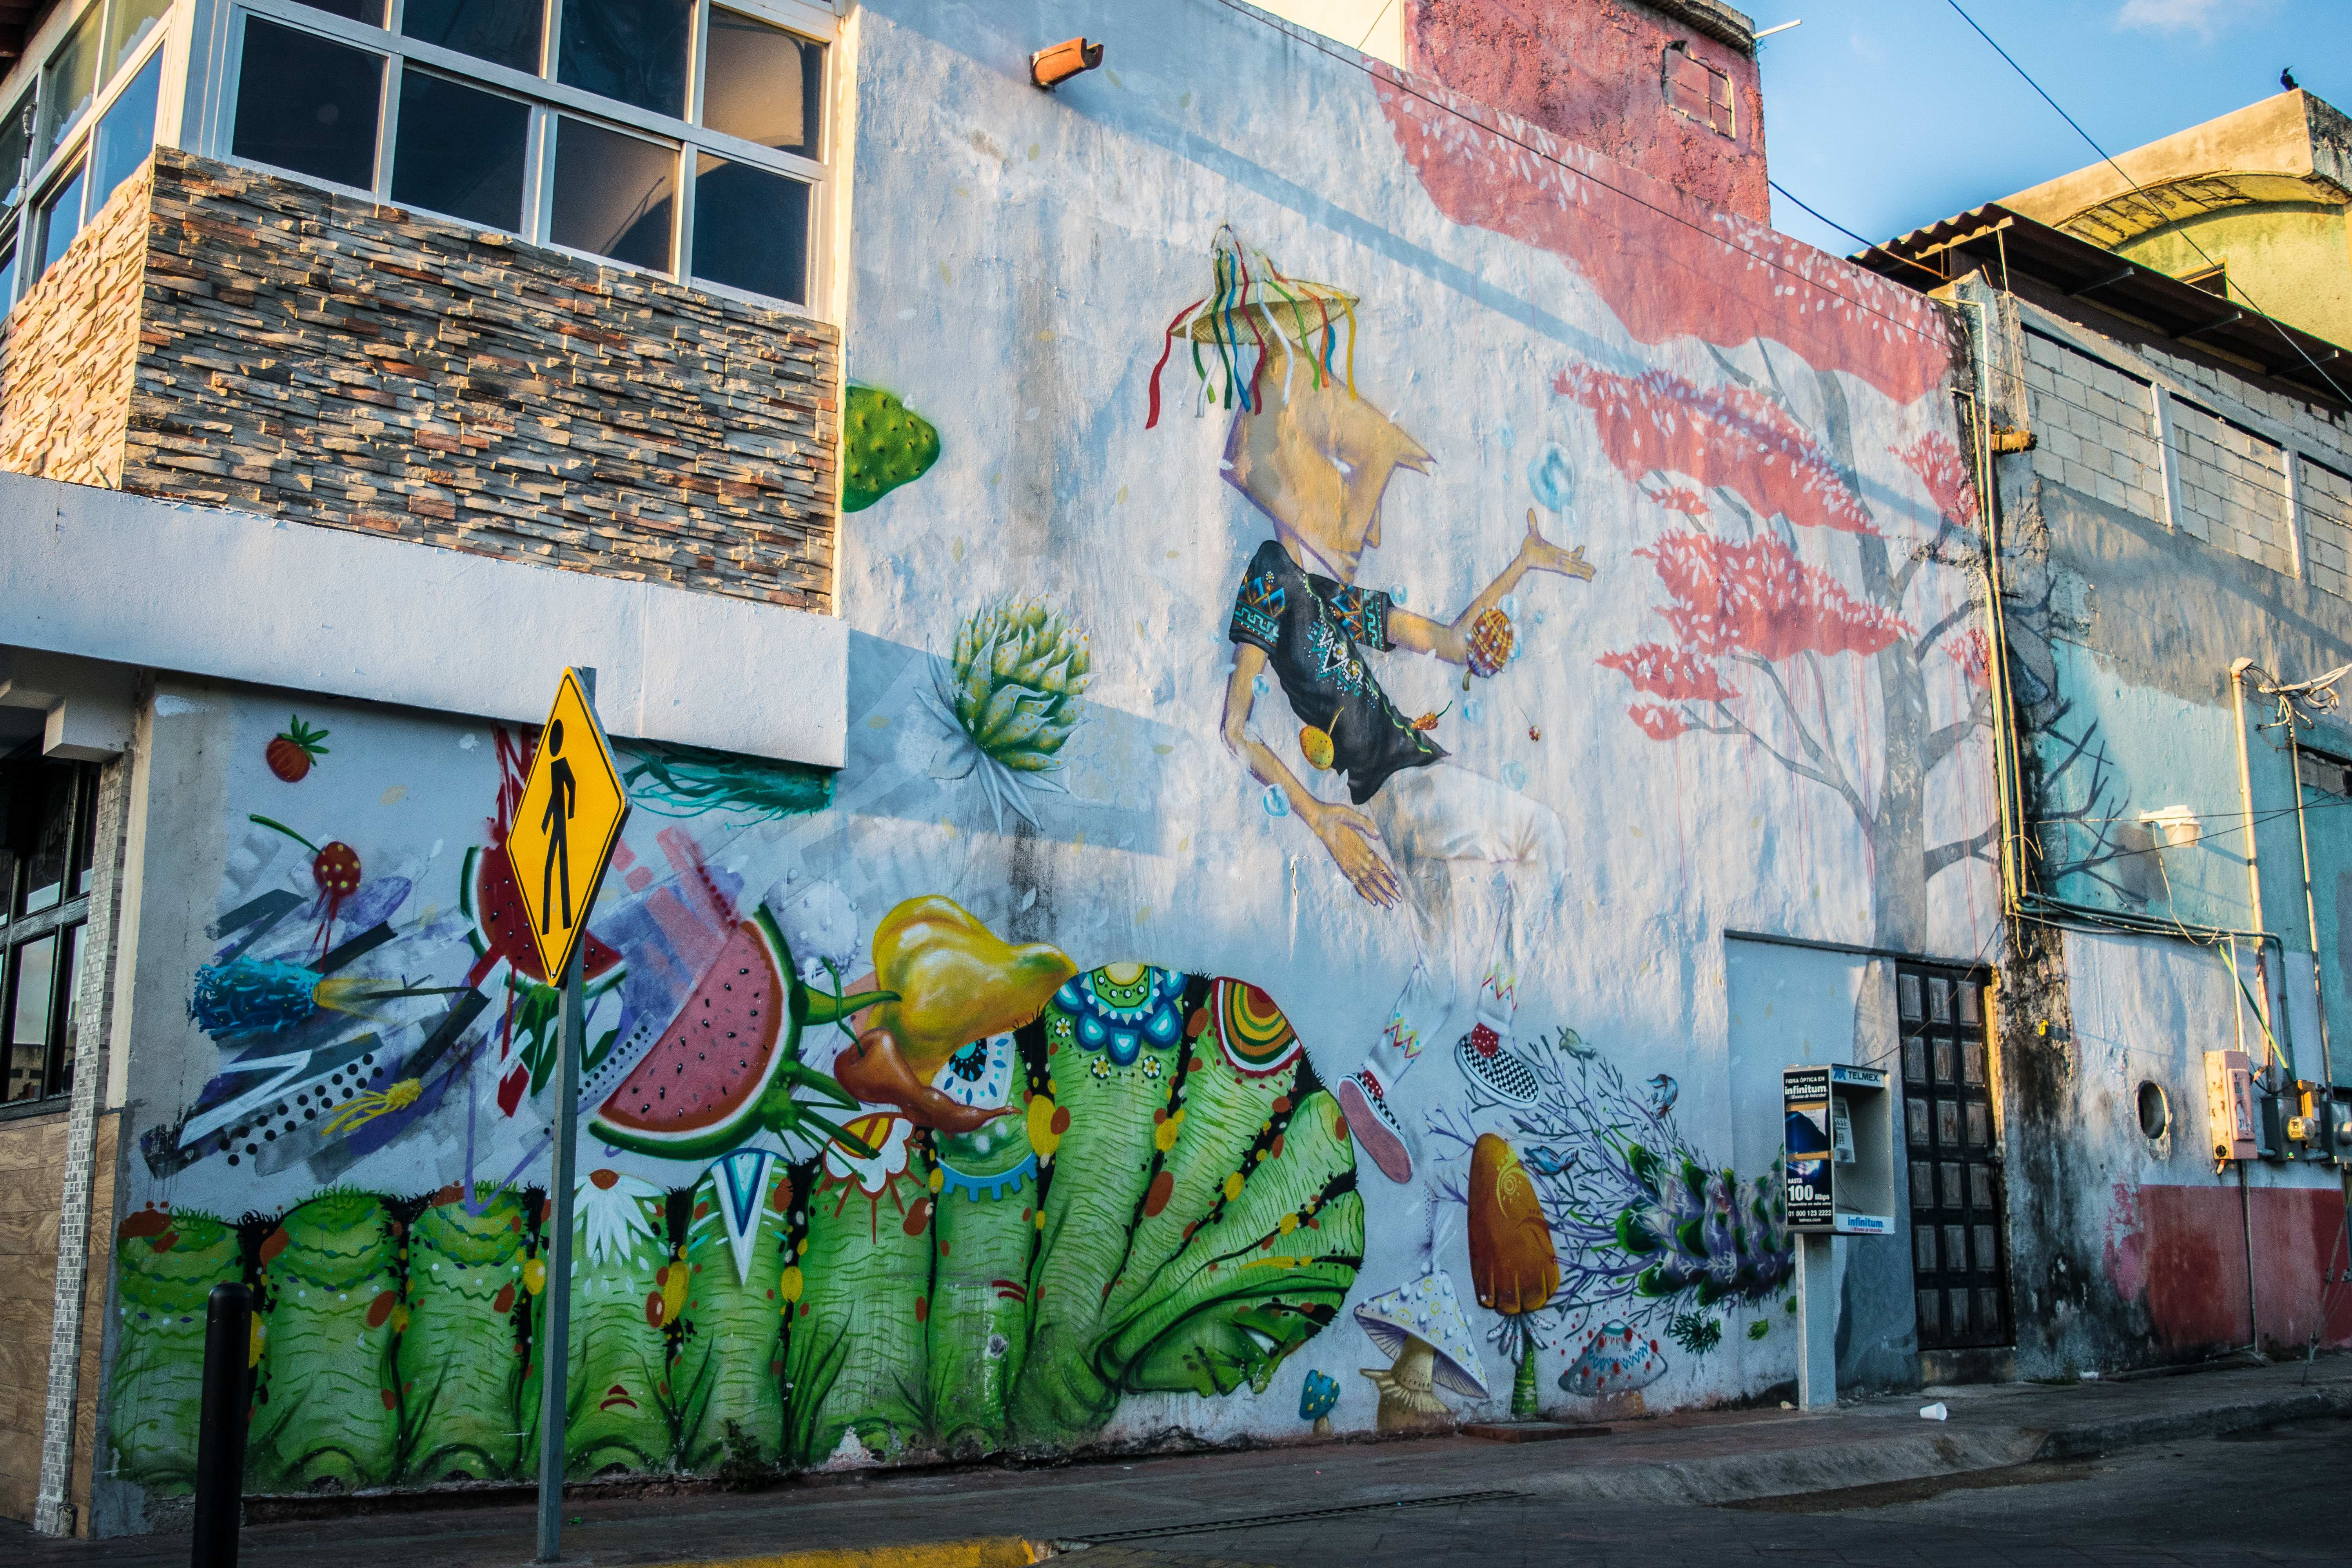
[1646, 1073, 1679, 1116]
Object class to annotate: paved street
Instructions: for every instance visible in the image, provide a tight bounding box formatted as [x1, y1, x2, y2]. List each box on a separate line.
[1076, 1416, 2352, 1567]
[8, 1365, 2347, 1568]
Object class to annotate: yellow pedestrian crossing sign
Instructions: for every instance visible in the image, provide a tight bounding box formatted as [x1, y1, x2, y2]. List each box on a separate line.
[510, 668, 630, 984]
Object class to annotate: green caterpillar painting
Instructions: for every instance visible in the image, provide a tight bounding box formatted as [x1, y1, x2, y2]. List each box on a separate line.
[108, 963, 1358, 1490]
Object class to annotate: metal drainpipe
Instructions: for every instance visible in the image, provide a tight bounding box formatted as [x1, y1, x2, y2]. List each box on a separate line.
[2228, 657, 2266, 1350]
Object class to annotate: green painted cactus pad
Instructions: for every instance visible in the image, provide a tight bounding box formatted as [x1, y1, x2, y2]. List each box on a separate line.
[841, 385, 940, 513]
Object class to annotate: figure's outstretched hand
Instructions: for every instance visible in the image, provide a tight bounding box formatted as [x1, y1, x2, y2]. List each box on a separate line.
[1518, 507, 1597, 581]
[1307, 801, 1401, 908]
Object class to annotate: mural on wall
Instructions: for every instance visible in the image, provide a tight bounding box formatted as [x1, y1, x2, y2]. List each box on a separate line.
[116, 716, 1361, 1488]
[102, 10, 1999, 1517]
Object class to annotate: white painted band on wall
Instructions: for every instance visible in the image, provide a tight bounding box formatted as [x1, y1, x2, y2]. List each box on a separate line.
[0, 474, 849, 767]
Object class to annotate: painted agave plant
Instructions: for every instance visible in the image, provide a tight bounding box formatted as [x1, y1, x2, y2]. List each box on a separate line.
[920, 597, 1093, 829]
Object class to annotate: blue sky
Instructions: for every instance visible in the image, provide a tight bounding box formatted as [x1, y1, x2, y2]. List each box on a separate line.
[1760, 0, 2352, 256]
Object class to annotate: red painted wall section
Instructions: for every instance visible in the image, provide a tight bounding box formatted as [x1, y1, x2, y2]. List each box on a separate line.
[2110, 1182, 2352, 1354]
[1401, 0, 1769, 223]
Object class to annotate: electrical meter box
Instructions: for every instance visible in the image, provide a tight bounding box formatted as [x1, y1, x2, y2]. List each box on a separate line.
[1784, 1064, 1894, 1234]
[2205, 1049, 2257, 1163]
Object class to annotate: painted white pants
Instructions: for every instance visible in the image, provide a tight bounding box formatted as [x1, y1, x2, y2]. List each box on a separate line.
[1357, 760, 1568, 1081]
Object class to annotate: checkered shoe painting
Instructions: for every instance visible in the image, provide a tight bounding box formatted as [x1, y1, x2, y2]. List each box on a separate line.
[1454, 1022, 1539, 1106]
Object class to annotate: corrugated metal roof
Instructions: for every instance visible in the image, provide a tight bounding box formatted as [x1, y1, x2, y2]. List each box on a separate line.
[1850, 203, 2349, 408]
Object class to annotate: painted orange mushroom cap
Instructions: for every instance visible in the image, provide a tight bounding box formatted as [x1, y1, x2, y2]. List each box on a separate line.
[868, 895, 1078, 1081]
[1467, 1132, 1559, 1316]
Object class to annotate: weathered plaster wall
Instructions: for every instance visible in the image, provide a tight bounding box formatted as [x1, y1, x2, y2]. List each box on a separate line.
[1969, 270, 2352, 1372]
[1400, 0, 1768, 222]
[83, 0, 1991, 1530]
[2114, 205, 2352, 356]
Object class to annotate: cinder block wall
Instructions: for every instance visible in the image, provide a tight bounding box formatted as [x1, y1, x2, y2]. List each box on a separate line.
[0, 148, 839, 611]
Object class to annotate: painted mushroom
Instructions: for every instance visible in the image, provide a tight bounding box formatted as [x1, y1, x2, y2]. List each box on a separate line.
[1468, 1132, 1560, 1419]
[1299, 1368, 1340, 1434]
[1354, 1270, 1490, 1429]
[1558, 1320, 1668, 1399]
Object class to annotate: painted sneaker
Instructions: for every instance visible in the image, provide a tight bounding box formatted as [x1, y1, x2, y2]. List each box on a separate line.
[1336, 1067, 1414, 1184]
[1454, 1022, 1540, 1107]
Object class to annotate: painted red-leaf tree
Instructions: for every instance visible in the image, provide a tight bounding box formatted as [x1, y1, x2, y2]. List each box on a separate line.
[1568, 363, 1993, 949]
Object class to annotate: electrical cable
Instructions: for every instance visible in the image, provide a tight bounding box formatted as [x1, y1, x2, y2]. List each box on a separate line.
[1942, 0, 2352, 407]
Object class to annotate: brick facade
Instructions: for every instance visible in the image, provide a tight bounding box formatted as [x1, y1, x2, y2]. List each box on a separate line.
[0, 147, 839, 611]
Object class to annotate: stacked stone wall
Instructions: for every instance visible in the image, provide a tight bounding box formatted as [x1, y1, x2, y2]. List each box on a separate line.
[0, 147, 838, 611]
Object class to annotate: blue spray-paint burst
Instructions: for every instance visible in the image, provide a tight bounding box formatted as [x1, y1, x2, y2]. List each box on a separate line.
[190, 959, 321, 1037]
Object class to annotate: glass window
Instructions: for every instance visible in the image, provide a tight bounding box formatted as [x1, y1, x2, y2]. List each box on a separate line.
[9, 759, 80, 916]
[290, 0, 389, 25]
[4, 930, 56, 1101]
[690, 154, 806, 303]
[232, 19, 385, 190]
[91, 47, 162, 209]
[393, 72, 528, 229]
[403, 0, 544, 74]
[105, 0, 172, 77]
[36, 163, 85, 278]
[559, 0, 690, 118]
[701, 11, 820, 155]
[39, 9, 101, 164]
[0, 98, 29, 210]
[551, 117, 673, 270]
[0, 239, 18, 314]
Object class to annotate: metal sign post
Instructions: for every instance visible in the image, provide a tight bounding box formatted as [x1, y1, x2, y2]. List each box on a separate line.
[506, 666, 630, 1565]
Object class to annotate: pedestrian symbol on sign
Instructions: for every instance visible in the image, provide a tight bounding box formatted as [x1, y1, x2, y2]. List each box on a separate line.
[509, 670, 629, 985]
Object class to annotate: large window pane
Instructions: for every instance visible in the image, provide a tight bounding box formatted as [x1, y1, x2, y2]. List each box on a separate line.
[5, 932, 57, 1101]
[403, 0, 543, 74]
[701, 11, 820, 155]
[0, 99, 28, 209]
[232, 20, 385, 191]
[106, 0, 174, 77]
[35, 164, 84, 279]
[690, 154, 805, 303]
[0, 238, 19, 315]
[91, 49, 163, 209]
[558, 0, 689, 118]
[393, 72, 527, 229]
[551, 117, 673, 271]
[288, 0, 389, 25]
[53, 923, 82, 1100]
[38, 9, 100, 164]
[7, 759, 78, 915]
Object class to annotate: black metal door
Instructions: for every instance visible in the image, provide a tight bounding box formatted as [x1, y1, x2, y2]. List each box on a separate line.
[1899, 964, 2011, 1349]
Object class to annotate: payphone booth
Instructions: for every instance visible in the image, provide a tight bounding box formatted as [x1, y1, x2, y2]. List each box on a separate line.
[1784, 1064, 1894, 1408]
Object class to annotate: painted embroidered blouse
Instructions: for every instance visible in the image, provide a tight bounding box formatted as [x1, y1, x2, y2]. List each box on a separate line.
[1228, 539, 1445, 805]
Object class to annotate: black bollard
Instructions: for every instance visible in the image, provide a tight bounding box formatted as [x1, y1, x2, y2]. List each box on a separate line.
[191, 1283, 253, 1568]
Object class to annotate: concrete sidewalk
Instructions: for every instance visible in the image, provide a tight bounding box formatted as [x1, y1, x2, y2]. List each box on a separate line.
[11, 1357, 2350, 1567]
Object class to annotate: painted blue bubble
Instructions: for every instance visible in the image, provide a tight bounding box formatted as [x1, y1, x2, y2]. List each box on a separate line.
[1263, 785, 1290, 818]
[1495, 418, 1516, 452]
[1464, 699, 1485, 725]
[1501, 760, 1527, 791]
[1528, 443, 1575, 513]
[1390, 584, 1407, 606]
[1253, 672, 1272, 698]
[1499, 593, 1521, 620]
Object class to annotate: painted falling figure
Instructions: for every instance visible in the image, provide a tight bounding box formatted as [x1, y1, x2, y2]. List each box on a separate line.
[1150, 226, 1601, 1186]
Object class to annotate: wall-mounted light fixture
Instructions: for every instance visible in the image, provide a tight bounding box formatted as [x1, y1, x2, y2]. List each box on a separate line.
[1031, 36, 1104, 89]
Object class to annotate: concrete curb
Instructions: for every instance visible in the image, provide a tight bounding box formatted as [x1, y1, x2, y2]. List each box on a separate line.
[641, 1540, 1049, 1567]
[2031, 1383, 2352, 1460]
[1515, 1427, 2044, 1507]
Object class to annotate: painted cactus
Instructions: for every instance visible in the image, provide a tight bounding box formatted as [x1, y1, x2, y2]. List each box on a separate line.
[109, 1207, 242, 1493]
[250, 1190, 401, 1492]
[839, 384, 941, 513]
[923, 1033, 1043, 1457]
[398, 1187, 530, 1483]
[674, 1152, 792, 1473]
[557, 1170, 675, 1476]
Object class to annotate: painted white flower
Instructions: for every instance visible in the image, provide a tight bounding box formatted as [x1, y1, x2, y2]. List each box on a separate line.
[824, 1113, 913, 1195]
[576, 1167, 663, 1267]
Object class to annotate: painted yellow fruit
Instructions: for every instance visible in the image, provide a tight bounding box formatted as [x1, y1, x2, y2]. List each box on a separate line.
[1299, 726, 1335, 770]
[523, 1257, 547, 1297]
[871, 895, 1078, 1081]
[779, 1265, 804, 1303]
[1028, 1094, 1064, 1159]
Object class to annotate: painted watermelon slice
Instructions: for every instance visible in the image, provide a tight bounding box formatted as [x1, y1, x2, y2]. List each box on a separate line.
[461, 843, 621, 985]
[590, 906, 889, 1162]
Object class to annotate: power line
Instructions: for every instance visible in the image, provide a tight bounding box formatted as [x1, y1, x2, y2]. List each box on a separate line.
[1942, 0, 2352, 407]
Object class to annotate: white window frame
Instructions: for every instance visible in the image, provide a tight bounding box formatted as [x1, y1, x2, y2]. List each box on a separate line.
[181, 0, 836, 314]
[0, 0, 189, 311]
